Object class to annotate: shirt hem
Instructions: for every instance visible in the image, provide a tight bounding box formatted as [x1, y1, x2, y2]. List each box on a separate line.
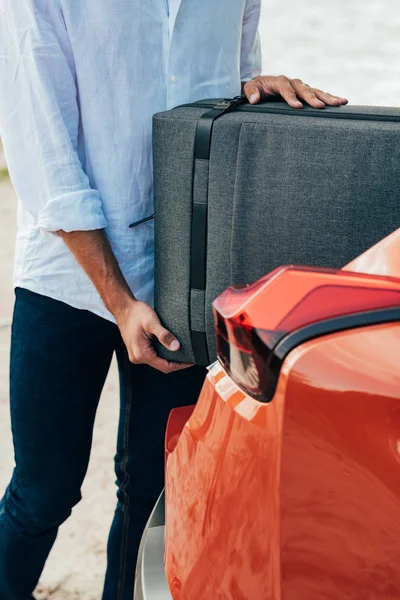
[13, 280, 117, 325]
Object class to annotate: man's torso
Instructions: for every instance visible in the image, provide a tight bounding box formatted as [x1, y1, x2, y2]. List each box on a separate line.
[14, 0, 253, 320]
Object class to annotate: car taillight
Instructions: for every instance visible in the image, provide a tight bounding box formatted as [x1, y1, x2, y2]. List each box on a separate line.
[213, 266, 400, 403]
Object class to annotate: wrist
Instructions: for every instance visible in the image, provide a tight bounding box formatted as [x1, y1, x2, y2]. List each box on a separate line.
[106, 288, 136, 323]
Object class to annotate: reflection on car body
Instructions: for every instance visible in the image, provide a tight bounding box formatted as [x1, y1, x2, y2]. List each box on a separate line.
[136, 229, 400, 600]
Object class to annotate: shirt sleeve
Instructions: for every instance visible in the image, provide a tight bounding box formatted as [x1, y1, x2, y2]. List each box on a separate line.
[0, 0, 107, 233]
[240, 0, 262, 82]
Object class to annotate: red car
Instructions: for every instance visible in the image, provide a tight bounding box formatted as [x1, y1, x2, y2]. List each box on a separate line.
[135, 229, 400, 600]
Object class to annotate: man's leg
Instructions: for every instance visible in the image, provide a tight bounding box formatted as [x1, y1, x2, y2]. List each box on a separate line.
[103, 343, 206, 600]
[0, 288, 117, 600]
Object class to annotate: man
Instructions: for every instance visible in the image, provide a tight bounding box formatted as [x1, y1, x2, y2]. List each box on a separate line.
[0, 1, 347, 598]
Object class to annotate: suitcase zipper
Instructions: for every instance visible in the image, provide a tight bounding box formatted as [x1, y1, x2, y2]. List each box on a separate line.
[179, 97, 400, 123]
[212, 96, 248, 111]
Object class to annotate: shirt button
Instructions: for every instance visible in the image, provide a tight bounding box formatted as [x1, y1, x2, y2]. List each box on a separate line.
[171, 75, 178, 83]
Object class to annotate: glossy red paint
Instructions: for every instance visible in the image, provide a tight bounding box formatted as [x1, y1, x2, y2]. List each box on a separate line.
[164, 229, 400, 599]
[280, 323, 400, 600]
[165, 405, 196, 459]
[165, 362, 283, 600]
[165, 324, 400, 599]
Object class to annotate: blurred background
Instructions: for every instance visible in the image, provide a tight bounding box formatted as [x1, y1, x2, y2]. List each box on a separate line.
[261, 0, 400, 105]
[0, 0, 399, 598]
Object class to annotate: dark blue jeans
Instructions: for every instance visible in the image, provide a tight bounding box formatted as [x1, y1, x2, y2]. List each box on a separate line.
[0, 288, 206, 600]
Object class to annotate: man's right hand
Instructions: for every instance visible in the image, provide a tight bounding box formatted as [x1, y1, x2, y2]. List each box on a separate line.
[59, 229, 191, 374]
[115, 299, 192, 374]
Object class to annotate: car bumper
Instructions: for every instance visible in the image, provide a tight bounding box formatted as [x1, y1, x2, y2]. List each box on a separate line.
[134, 491, 173, 600]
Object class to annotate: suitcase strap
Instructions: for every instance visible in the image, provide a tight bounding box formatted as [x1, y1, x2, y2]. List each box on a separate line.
[190, 96, 247, 365]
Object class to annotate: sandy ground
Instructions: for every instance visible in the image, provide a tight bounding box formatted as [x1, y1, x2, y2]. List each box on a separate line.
[0, 0, 399, 598]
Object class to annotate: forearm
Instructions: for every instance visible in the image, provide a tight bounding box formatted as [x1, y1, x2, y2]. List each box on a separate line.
[59, 229, 134, 320]
[59, 228, 189, 372]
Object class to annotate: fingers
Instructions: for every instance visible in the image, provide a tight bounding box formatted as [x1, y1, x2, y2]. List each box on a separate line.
[245, 76, 303, 108]
[275, 77, 303, 109]
[147, 326, 194, 373]
[128, 340, 193, 374]
[146, 311, 180, 351]
[244, 82, 261, 104]
[136, 351, 192, 374]
[290, 79, 324, 108]
[314, 89, 348, 106]
[246, 75, 349, 110]
[153, 324, 180, 351]
[291, 79, 348, 108]
[252, 75, 303, 109]
[131, 307, 191, 373]
[151, 356, 194, 374]
[119, 302, 193, 373]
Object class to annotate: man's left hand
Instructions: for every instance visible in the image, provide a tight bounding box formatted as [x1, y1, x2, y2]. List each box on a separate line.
[244, 75, 348, 109]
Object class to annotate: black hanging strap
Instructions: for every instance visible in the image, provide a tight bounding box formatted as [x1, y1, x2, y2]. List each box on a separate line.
[190, 96, 247, 365]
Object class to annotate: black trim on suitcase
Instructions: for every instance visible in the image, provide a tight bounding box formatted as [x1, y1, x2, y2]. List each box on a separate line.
[190, 97, 247, 365]
[190, 203, 207, 290]
[182, 100, 400, 123]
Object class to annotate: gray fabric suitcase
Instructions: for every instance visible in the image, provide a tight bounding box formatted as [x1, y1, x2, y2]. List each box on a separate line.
[153, 97, 400, 366]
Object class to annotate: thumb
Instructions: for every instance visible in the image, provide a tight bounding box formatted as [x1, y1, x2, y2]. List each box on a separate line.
[152, 323, 180, 352]
[244, 82, 261, 105]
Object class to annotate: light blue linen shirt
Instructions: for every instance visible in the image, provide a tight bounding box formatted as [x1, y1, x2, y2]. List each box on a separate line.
[0, 0, 262, 321]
